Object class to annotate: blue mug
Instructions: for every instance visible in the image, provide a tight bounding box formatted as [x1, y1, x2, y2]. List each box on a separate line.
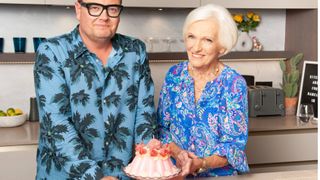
[0, 38, 3, 53]
[13, 37, 26, 53]
[33, 37, 46, 52]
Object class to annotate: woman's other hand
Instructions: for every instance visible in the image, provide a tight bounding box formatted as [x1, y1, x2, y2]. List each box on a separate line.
[176, 150, 192, 176]
[188, 152, 203, 174]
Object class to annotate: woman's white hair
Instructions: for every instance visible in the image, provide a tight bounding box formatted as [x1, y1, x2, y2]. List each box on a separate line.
[183, 4, 238, 55]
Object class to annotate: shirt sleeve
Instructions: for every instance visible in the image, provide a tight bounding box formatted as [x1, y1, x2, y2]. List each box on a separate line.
[213, 76, 249, 173]
[157, 73, 174, 144]
[34, 42, 104, 180]
[134, 41, 157, 144]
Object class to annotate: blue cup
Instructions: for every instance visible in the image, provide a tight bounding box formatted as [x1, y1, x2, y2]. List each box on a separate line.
[0, 38, 3, 53]
[13, 37, 26, 53]
[33, 37, 46, 52]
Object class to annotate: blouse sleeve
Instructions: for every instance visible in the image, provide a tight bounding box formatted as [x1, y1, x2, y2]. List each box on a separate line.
[213, 76, 249, 173]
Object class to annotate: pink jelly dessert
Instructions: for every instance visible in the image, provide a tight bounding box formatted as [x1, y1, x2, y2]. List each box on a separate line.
[124, 139, 180, 179]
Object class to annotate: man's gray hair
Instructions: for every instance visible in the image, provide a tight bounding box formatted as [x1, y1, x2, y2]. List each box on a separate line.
[77, 0, 123, 4]
[182, 4, 238, 55]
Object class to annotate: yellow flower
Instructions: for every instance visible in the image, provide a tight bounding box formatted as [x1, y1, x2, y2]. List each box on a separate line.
[233, 11, 261, 32]
[253, 15, 260, 22]
[247, 12, 254, 19]
[233, 14, 243, 23]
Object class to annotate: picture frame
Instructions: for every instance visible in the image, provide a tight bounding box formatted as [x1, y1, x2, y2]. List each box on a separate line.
[297, 61, 318, 119]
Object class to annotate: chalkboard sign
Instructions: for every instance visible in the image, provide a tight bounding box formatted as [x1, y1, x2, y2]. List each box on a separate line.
[297, 61, 318, 119]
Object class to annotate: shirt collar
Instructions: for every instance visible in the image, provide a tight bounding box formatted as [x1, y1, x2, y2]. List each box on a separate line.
[71, 25, 124, 62]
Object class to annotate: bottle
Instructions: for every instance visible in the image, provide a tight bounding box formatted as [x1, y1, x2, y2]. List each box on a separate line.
[29, 97, 39, 122]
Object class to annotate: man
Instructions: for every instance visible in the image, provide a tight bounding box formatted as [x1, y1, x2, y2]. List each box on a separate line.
[34, 0, 156, 179]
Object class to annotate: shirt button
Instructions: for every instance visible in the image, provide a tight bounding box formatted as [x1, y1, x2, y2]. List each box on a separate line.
[105, 142, 109, 146]
[103, 100, 107, 104]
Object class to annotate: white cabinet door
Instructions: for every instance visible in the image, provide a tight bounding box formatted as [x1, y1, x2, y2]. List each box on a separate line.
[123, 0, 200, 8]
[201, 0, 317, 9]
[0, 145, 37, 180]
[0, 0, 44, 5]
[45, 0, 74, 6]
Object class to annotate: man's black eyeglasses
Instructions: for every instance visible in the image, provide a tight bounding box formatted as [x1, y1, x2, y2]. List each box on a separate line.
[80, 2, 123, 18]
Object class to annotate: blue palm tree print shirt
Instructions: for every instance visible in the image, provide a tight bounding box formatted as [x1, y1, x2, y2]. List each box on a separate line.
[34, 26, 156, 180]
[157, 62, 249, 177]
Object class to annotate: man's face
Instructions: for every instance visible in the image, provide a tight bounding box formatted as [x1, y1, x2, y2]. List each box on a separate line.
[75, 0, 121, 42]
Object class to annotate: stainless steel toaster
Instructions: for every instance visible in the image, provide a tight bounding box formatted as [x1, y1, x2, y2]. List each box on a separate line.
[248, 86, 285, 117]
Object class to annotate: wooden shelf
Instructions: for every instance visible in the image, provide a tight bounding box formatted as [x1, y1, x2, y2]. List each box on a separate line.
[148, 51, 295, 61]
[0, 53, 35, 64]
[0, 51, 295, 64]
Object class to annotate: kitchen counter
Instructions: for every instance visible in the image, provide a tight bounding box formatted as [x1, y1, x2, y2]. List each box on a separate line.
[0, 121, 38, 147]
[198, 169, 317, 180]
[0, 115, 317, 147]
[249, 115, 317, 133]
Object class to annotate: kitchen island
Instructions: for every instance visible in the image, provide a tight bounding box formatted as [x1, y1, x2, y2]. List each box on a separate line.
[0, 116, 317, 179]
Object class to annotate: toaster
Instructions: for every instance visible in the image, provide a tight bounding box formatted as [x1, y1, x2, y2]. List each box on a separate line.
[248, 86, 285, 117]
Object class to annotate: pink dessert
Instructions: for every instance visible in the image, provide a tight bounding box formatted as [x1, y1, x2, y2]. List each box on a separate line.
[124, 139, 180, 179]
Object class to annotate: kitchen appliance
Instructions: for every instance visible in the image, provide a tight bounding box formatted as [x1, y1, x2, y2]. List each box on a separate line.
[242, 75, 255, 86]
[248, 86, 285, 117]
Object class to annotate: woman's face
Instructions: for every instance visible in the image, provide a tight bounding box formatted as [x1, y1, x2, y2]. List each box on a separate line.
[185, 19, 225, 69]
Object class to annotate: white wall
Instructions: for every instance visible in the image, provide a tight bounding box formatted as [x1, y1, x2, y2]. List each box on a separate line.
[0, 5, 285, 52]
[0, 5, 286, 114]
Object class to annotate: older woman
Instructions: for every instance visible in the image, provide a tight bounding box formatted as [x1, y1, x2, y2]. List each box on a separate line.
[157, 4, 249, 177]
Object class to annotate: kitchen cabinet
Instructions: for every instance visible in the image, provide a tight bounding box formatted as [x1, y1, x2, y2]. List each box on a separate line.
[201, 0, 317, 9]
[0, 0, 317, 9]
[123, 0, 199, 8]
[45, 0, 74, 6]
[0, 145, 37, 180]
[40, 0, 200, 7]
[247, 130, 317, 164]
[246, 116, 317, 171]
[0, 0, 44, 5]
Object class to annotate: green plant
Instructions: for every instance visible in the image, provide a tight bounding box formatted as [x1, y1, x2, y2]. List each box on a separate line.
[279, 53, 303, 97]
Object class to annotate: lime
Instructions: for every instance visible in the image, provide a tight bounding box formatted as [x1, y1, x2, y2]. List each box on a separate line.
[14, 108, 23, 115]
[6, 108, 15, 116]
[0, 110, 6, 116]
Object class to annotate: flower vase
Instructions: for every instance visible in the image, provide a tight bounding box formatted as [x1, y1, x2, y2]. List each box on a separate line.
[235, 32, 253, 51]
[285, 97, 298, 116]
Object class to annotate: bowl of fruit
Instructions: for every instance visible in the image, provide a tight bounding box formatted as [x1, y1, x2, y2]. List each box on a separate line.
[0, 108, 27, 127]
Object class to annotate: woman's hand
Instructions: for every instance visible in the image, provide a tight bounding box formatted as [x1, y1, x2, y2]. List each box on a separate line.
[100, 176, 118, 180]
[188, 152, 203, 174]
[176, 150, 192, 176]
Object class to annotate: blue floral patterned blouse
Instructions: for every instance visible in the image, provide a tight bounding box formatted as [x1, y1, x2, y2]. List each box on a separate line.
[157, 61, 249, 177]
[34, 26, 156, 180]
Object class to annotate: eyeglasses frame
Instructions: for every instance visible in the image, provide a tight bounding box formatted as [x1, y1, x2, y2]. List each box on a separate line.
[79, 2, 124, 18]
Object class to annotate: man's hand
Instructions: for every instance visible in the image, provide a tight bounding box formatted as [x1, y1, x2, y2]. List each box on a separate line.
[100, 176, 118, 180]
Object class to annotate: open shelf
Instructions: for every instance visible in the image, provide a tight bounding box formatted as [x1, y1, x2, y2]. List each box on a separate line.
[0, 51, 295, 64]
